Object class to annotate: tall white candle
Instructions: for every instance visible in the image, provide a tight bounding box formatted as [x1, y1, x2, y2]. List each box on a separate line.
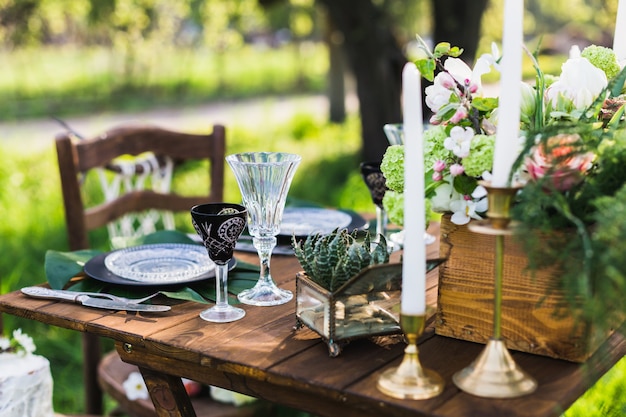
[614, 0, 626, 62]
[401, 62, 426, 316]
[492, 0, 524, 187]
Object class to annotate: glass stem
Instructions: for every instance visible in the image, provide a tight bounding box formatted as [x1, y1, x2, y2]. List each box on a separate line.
[215, 263, 230, 310]
[253, 236, 277, 285]
[375, 206, 388, 242]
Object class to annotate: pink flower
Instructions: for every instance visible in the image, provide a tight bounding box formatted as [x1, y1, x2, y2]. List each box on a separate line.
[525, 133, 595, 191]
[432, 171, 443, 181]
[450, 163, 465, 176]
[433, 160, 446, 172]
[449, 106, 468, 123]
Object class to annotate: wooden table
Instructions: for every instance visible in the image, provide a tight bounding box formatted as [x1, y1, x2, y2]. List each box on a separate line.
[1, 223, 625, 417]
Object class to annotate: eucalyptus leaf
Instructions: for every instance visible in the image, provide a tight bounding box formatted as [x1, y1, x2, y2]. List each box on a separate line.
[45, 249, 103, 289]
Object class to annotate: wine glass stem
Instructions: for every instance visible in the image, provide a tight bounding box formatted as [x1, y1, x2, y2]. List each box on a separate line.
[375, 206, 388, 241]
[253, 236, 277, 285]
[215, 263, 230, 310]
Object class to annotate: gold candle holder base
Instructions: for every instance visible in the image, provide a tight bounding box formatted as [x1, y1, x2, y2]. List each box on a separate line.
[453, 182, 537, 398]
[452, 339, 537, 398]
[377, 314, 444, 400]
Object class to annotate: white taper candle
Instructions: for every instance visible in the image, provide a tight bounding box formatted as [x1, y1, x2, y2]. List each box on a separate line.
[614, 0, 626, 62]
[492, 0, 524, 187]
[401, 62, 426, 316]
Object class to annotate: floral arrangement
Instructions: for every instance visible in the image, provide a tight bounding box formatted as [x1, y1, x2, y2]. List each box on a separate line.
[381, 39, 625, 226]
[381, 37, 626, 329]
[0, 328, 36, 356]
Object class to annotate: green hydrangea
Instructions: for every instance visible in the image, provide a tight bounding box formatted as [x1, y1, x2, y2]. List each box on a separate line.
[380, 145, 404, 192]
[383, 190, 404, 226]
[423, 125, 450, 169]
[581, 45, 621, 80]
[463, 134, 495, 177]
[382, 190, 433, 227]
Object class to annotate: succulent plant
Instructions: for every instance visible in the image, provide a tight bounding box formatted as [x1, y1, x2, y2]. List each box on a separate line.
[292, 229, 390, 292]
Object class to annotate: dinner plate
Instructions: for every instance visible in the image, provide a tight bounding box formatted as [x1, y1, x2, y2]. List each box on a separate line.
[278, 207, 363, 237]
[104, 243, 212, 283]
[85, 250, 236, 287]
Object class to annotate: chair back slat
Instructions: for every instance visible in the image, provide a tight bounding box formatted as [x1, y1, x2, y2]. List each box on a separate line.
[54, 123, 226, 414]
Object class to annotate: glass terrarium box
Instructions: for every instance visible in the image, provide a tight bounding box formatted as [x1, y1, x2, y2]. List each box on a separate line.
[294, 263, 403, 357]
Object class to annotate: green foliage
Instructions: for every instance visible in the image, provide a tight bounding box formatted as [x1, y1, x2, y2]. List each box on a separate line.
[293, 229, 389, 292]
[0, 44, 327, 121]
[511, 65, 626, 330]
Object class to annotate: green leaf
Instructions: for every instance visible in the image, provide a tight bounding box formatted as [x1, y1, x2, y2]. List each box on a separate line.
[161, 287, 208, 304]
[448, 46, 464, 57]
[415, 58, 436, 82]
[453, 174, 479, 196]
[472, 97, 498, 112]
[45, 249, 103, 289]
[433, 42, 451, 56]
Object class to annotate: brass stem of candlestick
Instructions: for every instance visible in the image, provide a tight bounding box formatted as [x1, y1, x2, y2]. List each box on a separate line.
[377, 314, 444, 400]
[452, 182, 537, 398]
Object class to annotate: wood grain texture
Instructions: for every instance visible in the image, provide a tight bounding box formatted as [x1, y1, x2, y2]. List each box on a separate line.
[2, 222, 625, 417]
[435, 215, 612, 362]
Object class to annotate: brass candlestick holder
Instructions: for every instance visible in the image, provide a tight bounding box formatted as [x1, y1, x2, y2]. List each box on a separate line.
[452, 182, 537, 398]
[377, 314, 444, 400]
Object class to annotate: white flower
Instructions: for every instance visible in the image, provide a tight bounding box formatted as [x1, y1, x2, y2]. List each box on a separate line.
[546, 57, 608, 110]
[425, 73, 454, 113]
[0, 336, 10, 351]
[210, 386, 256, 406]
[444, 126, 474, 158]
[449, 196, 488, 225]
[430, 182, 460, 213]
[123, 372, 149, 401]
[12, 328, 35, 355]
[476, 42, 501, 73]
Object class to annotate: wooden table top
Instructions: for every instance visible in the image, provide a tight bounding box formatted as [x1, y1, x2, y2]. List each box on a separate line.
[1, 223, 625, 417]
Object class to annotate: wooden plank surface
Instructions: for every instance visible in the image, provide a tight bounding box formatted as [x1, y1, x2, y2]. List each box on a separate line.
[1, 222, 625, 417]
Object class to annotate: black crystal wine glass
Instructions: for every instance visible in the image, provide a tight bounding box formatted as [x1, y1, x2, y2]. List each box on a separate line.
[360, 161, 388, 243]
[191, 203, 247, 323]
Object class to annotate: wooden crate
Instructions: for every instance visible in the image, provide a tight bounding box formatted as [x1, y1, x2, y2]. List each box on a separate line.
[435, 214, 611, 363]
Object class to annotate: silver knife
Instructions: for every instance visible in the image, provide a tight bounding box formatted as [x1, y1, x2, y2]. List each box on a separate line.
[21, 287, 171, 312]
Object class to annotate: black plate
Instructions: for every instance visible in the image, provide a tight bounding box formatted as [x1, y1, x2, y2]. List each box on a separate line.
[84, 252, 237, 287]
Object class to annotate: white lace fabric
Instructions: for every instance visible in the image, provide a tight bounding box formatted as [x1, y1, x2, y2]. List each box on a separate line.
[0, 353, 54, 417]
[96, 152, 175, 248]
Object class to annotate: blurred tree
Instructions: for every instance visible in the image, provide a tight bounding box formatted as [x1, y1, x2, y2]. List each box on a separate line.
[261, 0, 487, 163]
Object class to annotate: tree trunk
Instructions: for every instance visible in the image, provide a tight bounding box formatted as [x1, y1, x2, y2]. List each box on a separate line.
[323, 11, 347, 123]
[432, 0, 489, 64]
[318, 0, 406, 163]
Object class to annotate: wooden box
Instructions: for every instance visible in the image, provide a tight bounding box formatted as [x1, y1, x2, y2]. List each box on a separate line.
[435, 214, 611, 363]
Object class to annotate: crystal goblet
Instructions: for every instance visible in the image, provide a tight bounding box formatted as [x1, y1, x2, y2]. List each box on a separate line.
[191, 203, 247, 323]
[359, 161, 388, 243]
[226, 152, 301, 306]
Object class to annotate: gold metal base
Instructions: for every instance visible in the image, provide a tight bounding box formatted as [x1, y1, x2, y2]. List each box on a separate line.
[376, 315, 444, 400]
[452, 339, 537, 398]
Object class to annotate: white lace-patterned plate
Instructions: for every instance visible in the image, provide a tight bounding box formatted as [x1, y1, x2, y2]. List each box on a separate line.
[279, 207, 352, 236]
[104, 243, 214, 283]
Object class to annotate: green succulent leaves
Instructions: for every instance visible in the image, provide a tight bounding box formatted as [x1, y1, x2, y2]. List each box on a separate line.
[292, 229, 389, 292]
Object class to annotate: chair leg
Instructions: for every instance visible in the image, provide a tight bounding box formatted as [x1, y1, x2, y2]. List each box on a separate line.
[82, 332, 103, 415]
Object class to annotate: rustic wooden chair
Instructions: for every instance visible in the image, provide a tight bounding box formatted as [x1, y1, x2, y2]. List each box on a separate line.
[55, 124, 227, 415]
